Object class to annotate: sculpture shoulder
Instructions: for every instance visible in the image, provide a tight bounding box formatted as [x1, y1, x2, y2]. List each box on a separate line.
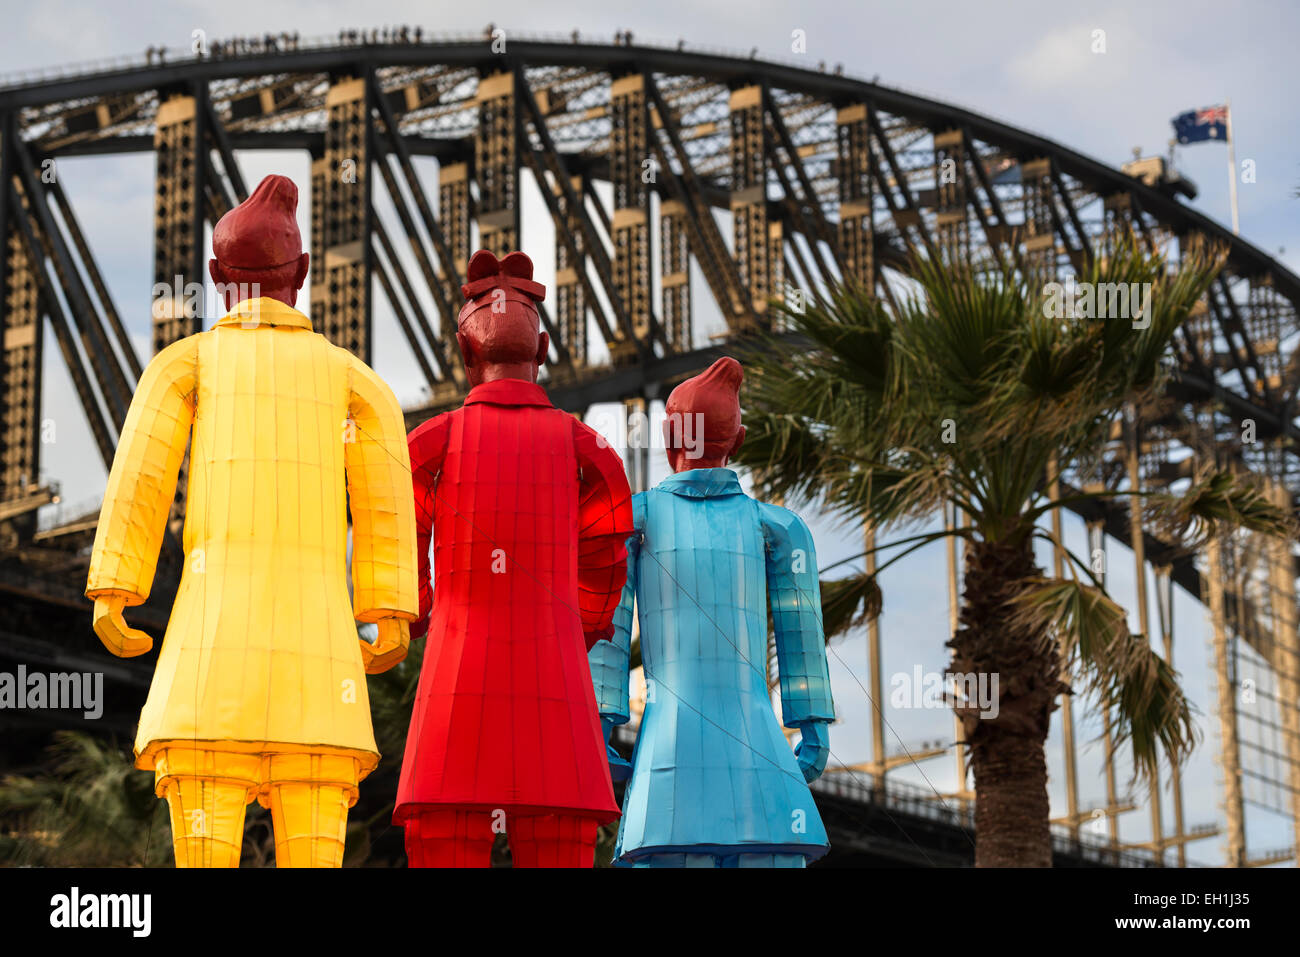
[138, 334, 199, 398]
[570, 412, 611, 446]
[570, 415, 624, 470]
[410, 408, 455, 440]
[147, 332, 199, 368]
[407, 409, 455, 469]
[335, 342, 378, 379]
[756, 500, 814, 550]
[341, 350, 404, 410]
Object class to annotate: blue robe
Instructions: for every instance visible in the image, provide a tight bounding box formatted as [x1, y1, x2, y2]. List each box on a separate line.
[589, 468, 835, 862]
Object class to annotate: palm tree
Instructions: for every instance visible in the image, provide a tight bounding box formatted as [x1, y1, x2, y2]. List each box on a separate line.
[734, 231, 1292, 867]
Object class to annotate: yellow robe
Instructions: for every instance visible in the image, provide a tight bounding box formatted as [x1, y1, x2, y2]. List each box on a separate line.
[86, 298, 417, 778]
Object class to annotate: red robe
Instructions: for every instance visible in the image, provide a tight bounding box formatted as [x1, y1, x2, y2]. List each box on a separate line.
[394, 378, 632, 823]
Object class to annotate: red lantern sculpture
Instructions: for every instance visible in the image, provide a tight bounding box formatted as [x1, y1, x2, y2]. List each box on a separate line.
[396, 250, 633, 867]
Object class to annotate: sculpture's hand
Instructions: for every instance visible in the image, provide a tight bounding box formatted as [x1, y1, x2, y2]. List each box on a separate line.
[602, 717, 632, 783]
[361, 618, 410, 674]
[92, 596, 154, 658]
[793, 720, 831, 783]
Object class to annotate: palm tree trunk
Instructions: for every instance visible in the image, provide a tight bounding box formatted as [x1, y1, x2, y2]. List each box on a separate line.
[969, 716, 1052, 867]
[950, 536, 1064, 867]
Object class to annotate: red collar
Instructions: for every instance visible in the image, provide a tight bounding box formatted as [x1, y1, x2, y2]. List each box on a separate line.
[462, 378, 554, 408]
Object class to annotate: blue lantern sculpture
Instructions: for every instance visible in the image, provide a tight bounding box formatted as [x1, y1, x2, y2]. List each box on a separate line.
[589, 357, 835, 867]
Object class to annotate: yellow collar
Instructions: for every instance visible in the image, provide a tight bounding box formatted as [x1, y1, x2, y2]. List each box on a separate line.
[214, 297, 313, 331]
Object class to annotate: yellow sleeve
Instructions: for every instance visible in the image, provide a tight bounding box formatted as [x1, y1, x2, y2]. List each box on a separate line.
[86, 336, 197, 605]
[346, 355, 418, 623]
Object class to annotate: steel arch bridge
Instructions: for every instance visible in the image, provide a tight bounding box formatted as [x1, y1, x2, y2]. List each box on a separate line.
[0, 31, 1296, 867]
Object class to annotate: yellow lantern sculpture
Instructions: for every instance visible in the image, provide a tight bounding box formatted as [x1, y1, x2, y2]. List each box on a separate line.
[85, 175, 418, 867]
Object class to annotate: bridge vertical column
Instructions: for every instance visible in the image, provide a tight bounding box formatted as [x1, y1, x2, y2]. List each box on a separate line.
[0, 119, 43, 540]
[660, 201, 691, 351]
[932, 129, 969, 267]
[623, 396, 650, 495]
[865, 522, 886, 795]
[843, 104, 882, 795]
[151, 94, 208, 540]
[1207, 529, 1248, 866]
[474, 72, 518, 259]
[438, 158, 472, 379]
[152, 94, 206, 350]
[836, 104, 874, 290]
[439, 161, 471, 290]
[836, 106, 885, 802]
[553, 174, 587, 372]
[1267, 479, 1300, 866]
[1126, 407, 1164, 862]
[729, 85, 780, 328]
[1088, 519, 1123, 852]
[312, 77, 372, 360]
[1, 218, 41, 507]
[1047, 455, 1080, 839]
[309, 151, 326, 279]
[1153, 563, 1189, 866]
[1102, 192, 1135, 249]
[610, 74, 652, 363]
[1020, 159, 1056, 281]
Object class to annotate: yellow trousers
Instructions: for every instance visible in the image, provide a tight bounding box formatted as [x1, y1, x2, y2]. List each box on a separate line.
[153, 745, 362, 868]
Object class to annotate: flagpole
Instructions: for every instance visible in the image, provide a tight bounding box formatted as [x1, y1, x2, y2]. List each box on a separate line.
[1226, 98, 1240, 235]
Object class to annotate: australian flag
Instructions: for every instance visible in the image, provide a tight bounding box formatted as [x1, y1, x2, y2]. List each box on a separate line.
[1172, 105, 1229, 144]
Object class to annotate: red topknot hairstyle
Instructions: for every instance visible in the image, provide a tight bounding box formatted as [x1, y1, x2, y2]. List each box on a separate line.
[664, 356, 745, 463]
[457, 249, 547, 364]
[212, 174, 302, 270]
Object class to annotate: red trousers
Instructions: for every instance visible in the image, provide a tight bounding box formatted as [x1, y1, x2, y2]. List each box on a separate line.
[404, 810, 598, 868]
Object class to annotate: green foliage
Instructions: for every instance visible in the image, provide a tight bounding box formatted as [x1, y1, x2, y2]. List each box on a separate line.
[0, 731, 171, 866]
[819, 571, 883, 642]
[1144, 466, 1297, 548]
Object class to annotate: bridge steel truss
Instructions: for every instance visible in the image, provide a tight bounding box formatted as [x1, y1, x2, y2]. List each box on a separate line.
[0, 37, 1297, 867]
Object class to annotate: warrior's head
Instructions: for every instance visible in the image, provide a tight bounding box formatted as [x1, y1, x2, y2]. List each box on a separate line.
[455, 249, 549, 387]
[662, 356, 746, 473]
[208, 174, 309, 310]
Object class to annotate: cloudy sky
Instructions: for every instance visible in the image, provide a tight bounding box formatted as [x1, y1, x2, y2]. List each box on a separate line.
[10, 0, 1299, 864]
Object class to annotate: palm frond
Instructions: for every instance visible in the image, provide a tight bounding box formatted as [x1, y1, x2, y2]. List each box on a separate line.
[1010, 577, 1198, 781]
[1144, 467, 1295, 548]
[820, 571, 882, 641]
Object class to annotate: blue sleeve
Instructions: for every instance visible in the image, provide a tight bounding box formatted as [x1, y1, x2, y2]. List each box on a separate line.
[760, 502, 836, 727]
[589, 492, 644, 725]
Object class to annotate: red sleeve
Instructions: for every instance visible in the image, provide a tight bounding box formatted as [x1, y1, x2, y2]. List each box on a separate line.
[572, 418, 634, 649]
[407, 413, 451, 639]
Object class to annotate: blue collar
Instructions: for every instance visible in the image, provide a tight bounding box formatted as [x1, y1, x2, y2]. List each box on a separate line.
[656, 467, 744, 499]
